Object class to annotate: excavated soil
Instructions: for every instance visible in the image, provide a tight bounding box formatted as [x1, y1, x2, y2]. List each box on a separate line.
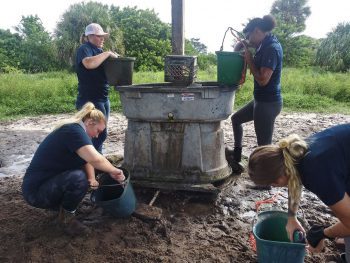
[0, 112, 349, 262]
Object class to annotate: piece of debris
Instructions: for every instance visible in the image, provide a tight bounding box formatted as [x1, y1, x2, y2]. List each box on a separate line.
[132, 203, 163, 222]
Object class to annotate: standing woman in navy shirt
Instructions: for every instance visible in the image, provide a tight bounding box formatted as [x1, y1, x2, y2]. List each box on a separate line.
[22, 102, 125, 236]
[75, 23, 119, 153]
[248, 124, 350, 261]
[227, 15, 283, 170]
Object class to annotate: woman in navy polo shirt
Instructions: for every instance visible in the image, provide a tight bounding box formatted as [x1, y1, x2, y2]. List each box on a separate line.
[22, 102, 125, 236]
[248, 123, 350, 261]
[227, 15, 283, 172]
[75, 23, 119, 153]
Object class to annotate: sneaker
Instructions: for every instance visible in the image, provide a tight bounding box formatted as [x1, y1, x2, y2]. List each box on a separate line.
[58, 207, 91, 236]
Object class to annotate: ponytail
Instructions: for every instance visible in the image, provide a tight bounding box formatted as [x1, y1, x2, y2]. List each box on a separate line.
[80, 33, 88, 44]
[243, 14, 277, 34]
[248, 134, 308, 214]
[54, 102, 106, 130]
[278, 134, 308, 213]
[261, 15, 277, 32]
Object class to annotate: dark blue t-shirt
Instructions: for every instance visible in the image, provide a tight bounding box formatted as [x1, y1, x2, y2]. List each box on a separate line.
[253, 34, 283, 102]
[76, 42, 109, 102]
[23, 123, 93, 194]
[298, 124, 350, 206]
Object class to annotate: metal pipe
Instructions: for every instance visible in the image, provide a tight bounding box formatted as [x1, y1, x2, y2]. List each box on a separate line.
[171, 0, 184, 55]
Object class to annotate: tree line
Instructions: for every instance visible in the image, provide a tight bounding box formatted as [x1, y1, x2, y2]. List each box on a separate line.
[0, 0, 349, 73]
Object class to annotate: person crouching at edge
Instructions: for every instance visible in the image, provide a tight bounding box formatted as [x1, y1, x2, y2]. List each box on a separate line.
[22, 102, 125, 236]
[247, 123, 350, 261]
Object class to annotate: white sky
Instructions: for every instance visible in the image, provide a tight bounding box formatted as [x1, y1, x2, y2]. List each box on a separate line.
[0, 0, 349, 53]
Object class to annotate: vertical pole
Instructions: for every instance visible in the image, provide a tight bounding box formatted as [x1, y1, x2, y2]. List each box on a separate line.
[171, 0, 184, 55]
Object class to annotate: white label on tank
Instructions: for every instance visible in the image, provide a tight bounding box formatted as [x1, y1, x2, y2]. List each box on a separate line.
[181, 93, 195, 101]
[167, 94, 175, 98]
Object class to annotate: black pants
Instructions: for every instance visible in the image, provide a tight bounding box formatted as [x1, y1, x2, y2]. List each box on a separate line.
[231, 99, 282, 147]
[23, 169, 89, 212]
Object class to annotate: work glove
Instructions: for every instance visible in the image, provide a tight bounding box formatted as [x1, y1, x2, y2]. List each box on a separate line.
[306, 224, 334, 248]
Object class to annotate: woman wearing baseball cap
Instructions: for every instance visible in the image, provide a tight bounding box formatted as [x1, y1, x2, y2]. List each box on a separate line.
[75, 23, 119, 153]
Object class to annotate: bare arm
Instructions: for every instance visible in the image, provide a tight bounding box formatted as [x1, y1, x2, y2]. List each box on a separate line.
[324, 193, 350, 238]
[244, 48, 273, 86]
[82, 51, 119, 69]
[307, 193, 350, 253]
[84, 163, 99, 188]
[286, 193, 305, 241]
[77, 145, 125, 182]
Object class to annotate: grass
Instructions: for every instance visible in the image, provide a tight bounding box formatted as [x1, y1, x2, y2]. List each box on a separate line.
[0, 67, 349, 120]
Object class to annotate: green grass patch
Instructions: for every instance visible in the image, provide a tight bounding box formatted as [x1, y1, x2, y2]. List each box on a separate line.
[0, 67, 349, 120]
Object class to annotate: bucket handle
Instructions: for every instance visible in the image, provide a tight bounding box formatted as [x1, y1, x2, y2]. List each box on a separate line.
[249, 192, 283, 251]
[219, 27, 244, 51]
[98, 181, 127, 188]
[219, 27, 247, 85]
[96, 173, 127, 189]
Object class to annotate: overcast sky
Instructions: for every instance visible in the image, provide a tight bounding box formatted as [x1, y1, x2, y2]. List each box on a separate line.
[1, 0, 349, 52]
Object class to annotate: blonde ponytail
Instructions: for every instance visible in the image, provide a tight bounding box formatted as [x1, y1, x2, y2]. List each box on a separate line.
[54, 102, 106, 130]
[278, 134, 308, 214]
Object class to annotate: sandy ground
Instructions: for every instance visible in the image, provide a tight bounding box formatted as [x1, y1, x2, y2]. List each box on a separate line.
[0, 112, 349, 262]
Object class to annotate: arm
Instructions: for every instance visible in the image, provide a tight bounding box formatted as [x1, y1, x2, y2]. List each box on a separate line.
[286, 193, 305, 241]
[244, 49, 273, 86]
[82, 51, 119, 69]
[307, 193, 350, 253]
[76, 145, 125, 182]
[84, 163, 99, 188]
[325, 192, 350, 237]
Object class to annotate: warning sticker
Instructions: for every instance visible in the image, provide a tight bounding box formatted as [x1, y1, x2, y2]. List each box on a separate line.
[181, 93, 195, 101]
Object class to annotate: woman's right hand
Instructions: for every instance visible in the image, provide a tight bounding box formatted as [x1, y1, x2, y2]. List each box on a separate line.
[108, 51, 120, 59]
[286, 216, 305, 241]
[234, 40, 249, 52]
[110, 168, 125, 183]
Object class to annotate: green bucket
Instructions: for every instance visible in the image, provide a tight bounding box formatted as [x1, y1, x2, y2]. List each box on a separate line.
[253, 211, 306, 263]
[216, 51, 245, 85]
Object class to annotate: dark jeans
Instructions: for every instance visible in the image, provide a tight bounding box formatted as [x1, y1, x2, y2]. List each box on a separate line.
[76, 98, 110, 153]
[23, 169, 89, 212]
[231, 99, 282, 147]
[345, 237, 350, 262]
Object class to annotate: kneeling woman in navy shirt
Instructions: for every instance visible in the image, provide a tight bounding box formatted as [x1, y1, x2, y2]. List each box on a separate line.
[248, 124, 350, 260]
[22, 102, 124, 235]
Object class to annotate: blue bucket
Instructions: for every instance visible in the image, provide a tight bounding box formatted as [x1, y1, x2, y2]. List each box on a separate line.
[253, 211, 306, 263]
[91, 167, 136, 217]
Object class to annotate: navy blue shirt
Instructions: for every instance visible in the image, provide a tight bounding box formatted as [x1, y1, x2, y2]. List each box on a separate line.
[298, 124, 350, 206]
[76, 42, 109, 102]
[23, 123, 92, 194]
[253, 34, 283, 102]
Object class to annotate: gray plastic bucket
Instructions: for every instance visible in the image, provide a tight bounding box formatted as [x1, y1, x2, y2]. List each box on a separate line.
[253, 211, 306, 263]
[91, 167, 136, 217]
[104, 57, 136, 86]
